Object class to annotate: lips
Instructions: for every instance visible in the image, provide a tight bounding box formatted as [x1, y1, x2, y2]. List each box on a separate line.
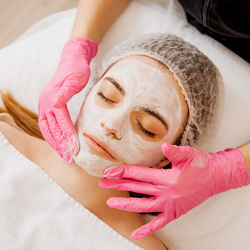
[83, 133, 124, 163]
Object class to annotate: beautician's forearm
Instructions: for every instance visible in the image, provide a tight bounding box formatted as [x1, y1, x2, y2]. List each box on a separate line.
[70, 0, 130, 43]
[237, 141, 250, 175]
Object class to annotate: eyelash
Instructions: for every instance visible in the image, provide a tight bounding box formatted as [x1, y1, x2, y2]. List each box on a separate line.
[136, 119, 155, 138]
[97, 92, 116, 103]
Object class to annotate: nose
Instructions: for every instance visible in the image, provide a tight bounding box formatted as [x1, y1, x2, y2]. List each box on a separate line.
[101, 122, 122, 140]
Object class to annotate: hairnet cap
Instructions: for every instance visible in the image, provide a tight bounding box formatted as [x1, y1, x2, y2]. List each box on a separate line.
[97, 33, 224, 147]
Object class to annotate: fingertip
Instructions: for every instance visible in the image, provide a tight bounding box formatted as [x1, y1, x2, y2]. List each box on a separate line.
[161, 142, 175, 155]
[131, 228, 148, 240]
[106, 199, 110, 207]
[98, 178, 117, 189]
[106, 197, 116, 207]
[131, 234, 140, 241]
[161, 142, 170, 152]
[73, 133, 80, 155]
[103, 165, 124, 177]
[67, 133, 79, 156]
[57, 149, 64, 159]
[60, 144, 73, 163]
[103, 168, 113, 177]
[161, 143, 190, 165]
[62, 152, 71, 164]
[67, 153, 75, 166]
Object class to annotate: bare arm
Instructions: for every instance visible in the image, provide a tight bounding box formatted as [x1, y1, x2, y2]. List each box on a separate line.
[70, 0, 130, 43]
[237, 141, 250, 174]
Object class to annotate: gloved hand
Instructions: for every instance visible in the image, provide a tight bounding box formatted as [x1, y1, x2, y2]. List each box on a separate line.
[99, 143, 250, 240]
[38, 37, 98, 163]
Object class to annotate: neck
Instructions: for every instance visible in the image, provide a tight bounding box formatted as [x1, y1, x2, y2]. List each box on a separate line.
[36, 139, 130, 214]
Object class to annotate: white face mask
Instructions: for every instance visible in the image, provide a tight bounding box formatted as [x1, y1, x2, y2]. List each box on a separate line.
[73, 56, 187, 177]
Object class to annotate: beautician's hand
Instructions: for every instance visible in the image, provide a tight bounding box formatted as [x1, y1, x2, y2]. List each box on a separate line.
[38, 37, 98, 163]
[99, 143, 250, 240]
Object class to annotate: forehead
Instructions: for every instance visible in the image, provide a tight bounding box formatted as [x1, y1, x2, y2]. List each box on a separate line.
[103, 55, 181, 101]
[100, 55, 185, 118]
[105, 55, 178, 90]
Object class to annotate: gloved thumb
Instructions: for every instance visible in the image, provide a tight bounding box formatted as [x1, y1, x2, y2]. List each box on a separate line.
[161, 143, 191, 166]
[53, 70, 90, 108]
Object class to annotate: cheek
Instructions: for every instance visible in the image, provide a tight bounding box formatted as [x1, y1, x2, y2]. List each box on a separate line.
[76, 89, 101, 127]
[165, 108, 186, 143]
[122, 129, 166, 166]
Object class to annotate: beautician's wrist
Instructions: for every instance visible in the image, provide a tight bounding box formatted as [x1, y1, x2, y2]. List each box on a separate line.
[69, 28, 101, 44]
[212, 147, 250, 194]
[237, 141, 250, 175]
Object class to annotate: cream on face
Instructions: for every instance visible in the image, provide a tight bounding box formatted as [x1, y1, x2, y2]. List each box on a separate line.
[73, 56, 188, 177]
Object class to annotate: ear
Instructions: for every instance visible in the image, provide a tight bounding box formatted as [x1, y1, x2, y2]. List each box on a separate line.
[151, 157, 170, 169]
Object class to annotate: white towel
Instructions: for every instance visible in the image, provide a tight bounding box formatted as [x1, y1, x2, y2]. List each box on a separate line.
[0, 131, 141, 250]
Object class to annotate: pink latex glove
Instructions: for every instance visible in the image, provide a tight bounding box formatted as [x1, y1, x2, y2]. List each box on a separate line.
[99, 143, 250, 240]
[38, 37, 98, 163]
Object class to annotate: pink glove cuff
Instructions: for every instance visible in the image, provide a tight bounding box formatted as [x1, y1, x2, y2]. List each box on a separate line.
[62, 37, 98, 64]
[214, 148, 250, 193]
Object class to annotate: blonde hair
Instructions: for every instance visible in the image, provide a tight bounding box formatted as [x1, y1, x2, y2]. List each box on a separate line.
[0, 91, 43, 140]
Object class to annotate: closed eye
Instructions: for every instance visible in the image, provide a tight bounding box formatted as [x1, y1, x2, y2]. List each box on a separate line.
[136, 119, 155, 138]
[97, 92, 116, 103]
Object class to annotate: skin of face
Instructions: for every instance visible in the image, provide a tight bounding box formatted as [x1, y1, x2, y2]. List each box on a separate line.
[73, 55, 188, 176]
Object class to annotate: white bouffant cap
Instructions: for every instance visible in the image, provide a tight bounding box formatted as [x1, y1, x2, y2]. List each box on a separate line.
[96, 33, 224, 147]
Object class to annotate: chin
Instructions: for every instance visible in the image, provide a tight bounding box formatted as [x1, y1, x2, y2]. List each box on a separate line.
[73, 148, 118, 177]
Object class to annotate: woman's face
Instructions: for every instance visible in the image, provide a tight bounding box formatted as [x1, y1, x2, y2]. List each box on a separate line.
[73, 55, 188, 176]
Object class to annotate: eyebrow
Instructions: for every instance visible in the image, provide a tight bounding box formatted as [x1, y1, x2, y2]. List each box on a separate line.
[103, 77, 168, 129]
[104, 77, 125, 96]
[141, 107, 168, 130]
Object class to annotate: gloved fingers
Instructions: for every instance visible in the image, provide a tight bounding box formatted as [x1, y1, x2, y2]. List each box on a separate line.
[131, 213, 166, 240]
[38, 112, 64, 159]
[53, 71, 90, 108]
[62, 148, 74, 164]
[161, 143, 193, 166]
[53, 105, 79, 157]
[106, 197, 162, 213]
[104, 165, 170, 186]
[41, 110, 72, 163]
[99, 177, 160, 195]
[45, 110, 64, 144]
[44, 110, 72, 162]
